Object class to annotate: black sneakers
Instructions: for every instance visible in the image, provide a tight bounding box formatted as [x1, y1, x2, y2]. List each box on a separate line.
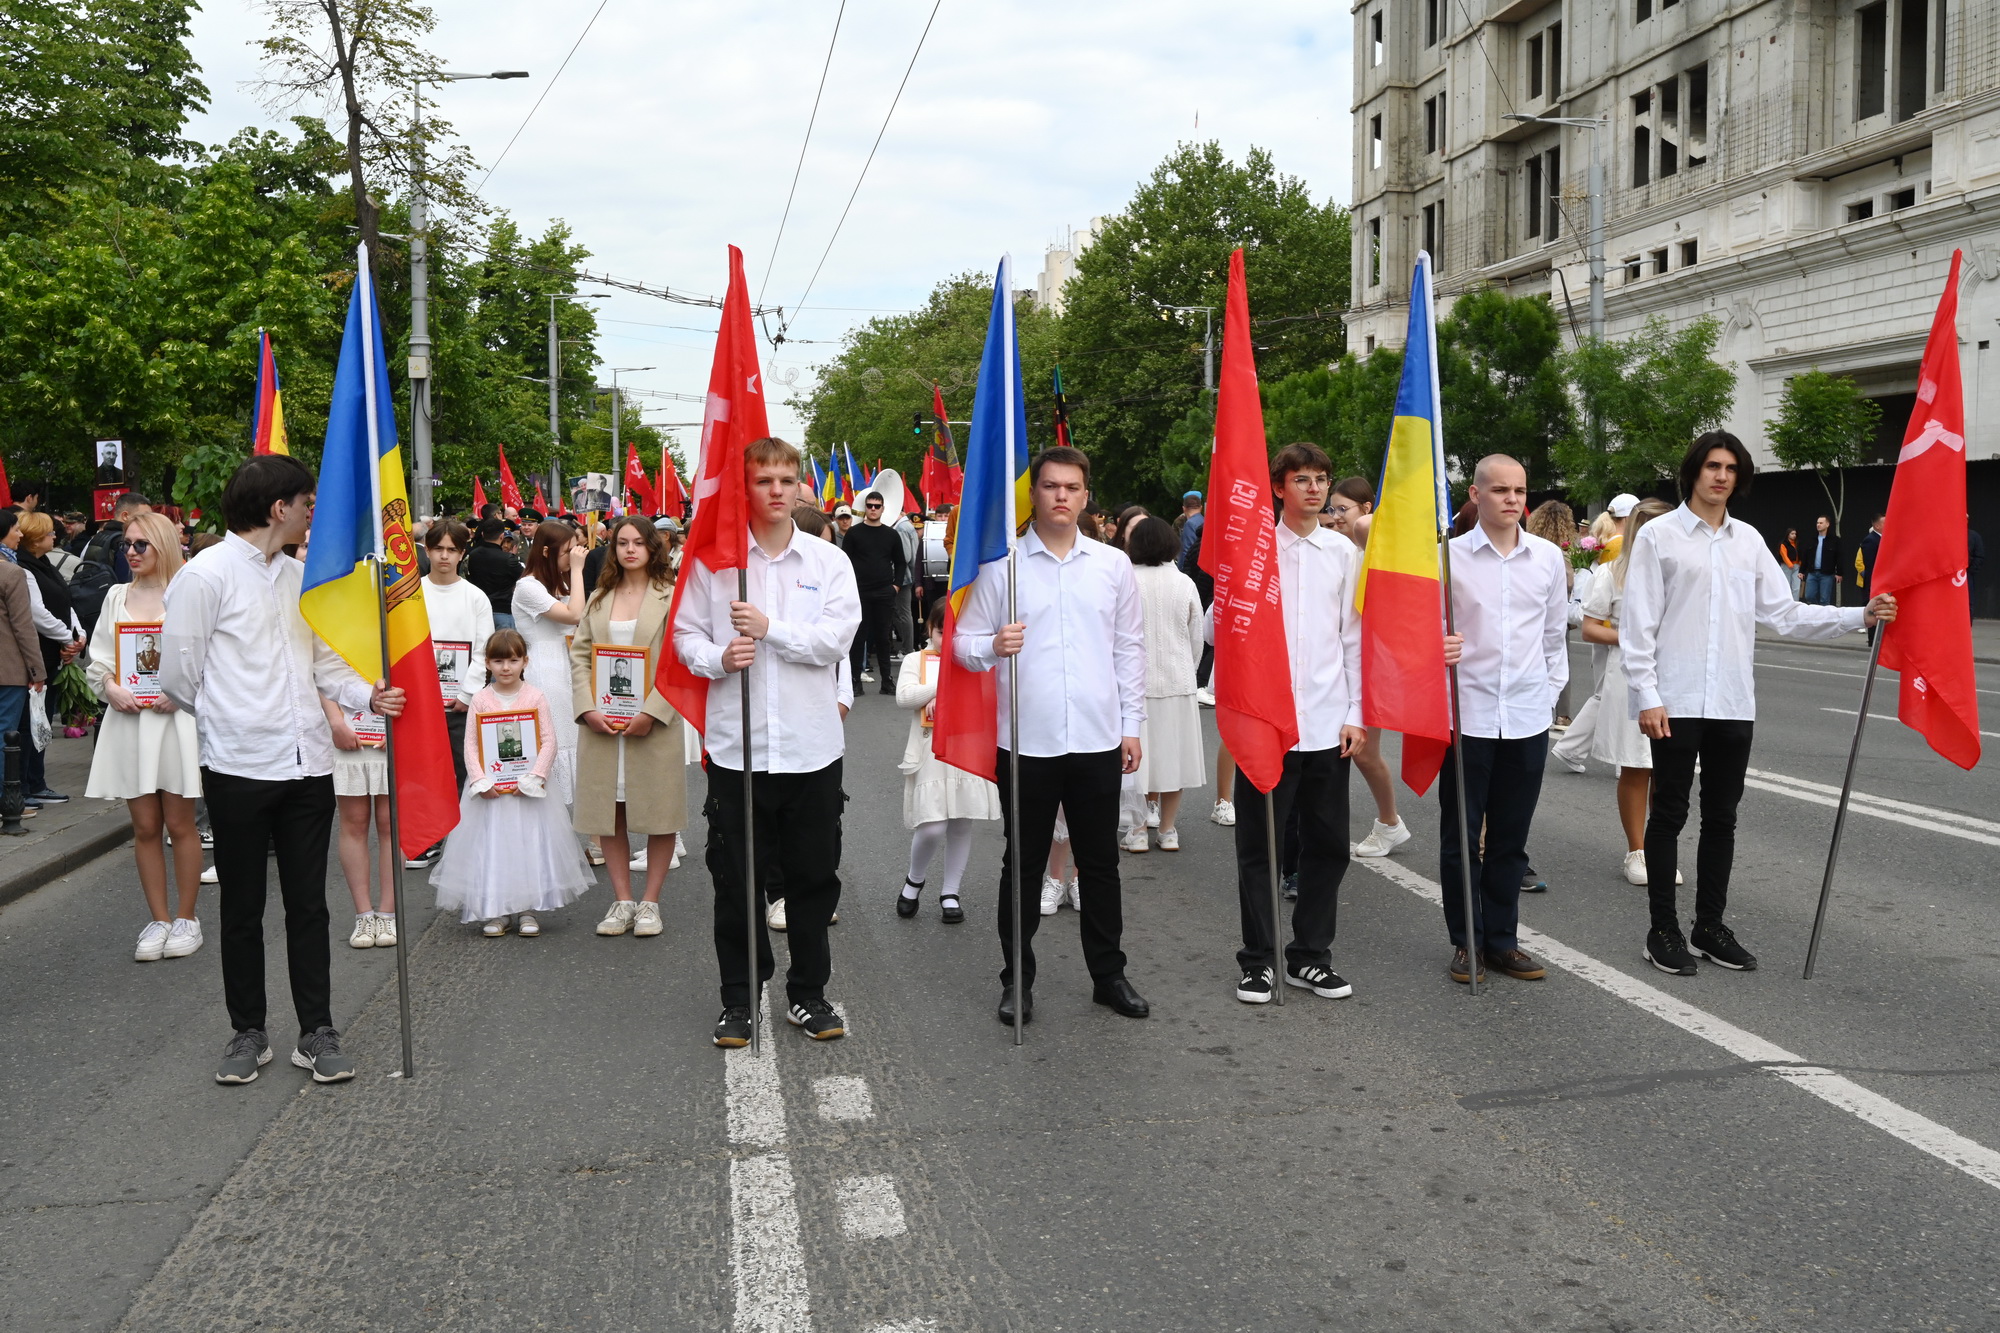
[291, 1026, 356, 1083]
[215, 1029, 271, 1084]
[1280, 873, 1299, 901]
[1644, 927, 1699, 976]
[1235, 965, 1274, 1004]
[787, 999, 846, 1041]
[1689, 922, 1758, 971]
[713, 1006, 754, 1048]
[1285, 963, 1354, 998]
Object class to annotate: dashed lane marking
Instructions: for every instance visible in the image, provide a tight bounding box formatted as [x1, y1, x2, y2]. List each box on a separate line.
[1743, 766, 2000, 847]
[1354, 853, 2000, 1193]
[725, 995, 813, 1331]
[834, 1174, 908, 1239]
[1820, 705, 2000, 740]
[814, 1074, 876, 1122]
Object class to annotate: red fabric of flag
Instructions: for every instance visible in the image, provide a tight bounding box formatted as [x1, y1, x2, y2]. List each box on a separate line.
[1875, 249, 1981, 770]
[659, 450, 688, 514]
[472, 476, 487, 512]
[1198, 249, 1298, 794]
[657, 244, 767, 737]
[625, 443, 656, 516]
[498, 446, 524, 510]
[532, 482, 549, 513]
[0, 449, 11, 508]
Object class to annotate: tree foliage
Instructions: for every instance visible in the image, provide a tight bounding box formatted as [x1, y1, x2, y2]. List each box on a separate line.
[1260, 350, 1405, 482]
[1436, 288, 1572, 488]
[1556, 315, 1734, 503]
[1765, 367, 1881, 534]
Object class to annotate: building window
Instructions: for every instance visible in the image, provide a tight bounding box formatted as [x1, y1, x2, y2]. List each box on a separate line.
[1525, 155, 1543, 238]
[1425, 94, 1444, 154]
[1650, 248, 1670, 275]
[1847, 199, 1876, 221]
[1637, 0, 1652, 18]
[1679, 239, 1699, 266]
[1888, 185, 1917, 210]
[1527, 32, 1545, 101]
[1687, 63, 1709, 160]
[1624, 256, 1644, 281]
[1371, 115, 1384, 169]
[1524, 146, 1561, 241]
[1664, 0, 1679, 7]
[1371, 11, 1384, 66]
[1422, 200, 1444, 258]
[1858, 2, 1888, 119]
[1895, 0, 1929, 121]
[1368, 217, 1382, 286]
[1548, 24, 1563, 98]
[1633, 126, 1651, 187]
[1425, 0, 1441, 47]
[1365, 335, 1377, 353]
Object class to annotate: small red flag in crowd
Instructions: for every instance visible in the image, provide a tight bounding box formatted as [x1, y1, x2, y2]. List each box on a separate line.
[625, 443, 656, 516]
[498, 445, 524, 510]
[472, 475, 488, 511]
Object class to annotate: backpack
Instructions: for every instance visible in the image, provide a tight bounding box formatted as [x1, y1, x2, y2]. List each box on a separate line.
[69, 559, 117, 636]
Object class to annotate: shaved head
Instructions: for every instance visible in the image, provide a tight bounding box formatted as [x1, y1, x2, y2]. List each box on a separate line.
[1472, 454, 1526, 488]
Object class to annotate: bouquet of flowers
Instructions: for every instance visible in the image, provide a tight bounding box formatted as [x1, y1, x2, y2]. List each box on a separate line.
[49, 661, 101, 736]
[1565, 534, 1604, 573]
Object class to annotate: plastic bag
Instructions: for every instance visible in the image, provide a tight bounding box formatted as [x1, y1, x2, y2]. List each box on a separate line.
[27, 686, 51, 751]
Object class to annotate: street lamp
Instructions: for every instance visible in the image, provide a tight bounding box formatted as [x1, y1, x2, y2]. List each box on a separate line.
[409, 69, 530, 518]
[1502, 112, 1606, 343]
[608, 367, 654, 498]
[1157, 303, 1218, 391]
[547, 293, 608, 504]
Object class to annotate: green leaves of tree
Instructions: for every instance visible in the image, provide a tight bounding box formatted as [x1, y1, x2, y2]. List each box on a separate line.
[1765, 367, 1881, 533]
[1555, 315, 1733, 503]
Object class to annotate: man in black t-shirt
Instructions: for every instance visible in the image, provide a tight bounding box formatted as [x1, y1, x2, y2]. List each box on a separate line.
[843, 493, 907, 694]
[464, 517, 524, 628]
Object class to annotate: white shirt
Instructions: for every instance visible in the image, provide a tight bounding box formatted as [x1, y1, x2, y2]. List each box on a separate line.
[673, 523, 860, 773]
[159, 532, 373, 780]
[1621, 504, 1862, 721]
[1447, 525, 1570, 740]
[953, 526, 1146, 758]
[1273, 522, 1364, 750]
[420, 575, 494, 705]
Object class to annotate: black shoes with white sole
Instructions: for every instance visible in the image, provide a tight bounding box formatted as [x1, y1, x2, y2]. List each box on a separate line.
[788, 1000, 846, 1040]
[1285, 964, 1354, 998]
[1689, 921, 1758, 970]
[1644, 927, 1699, 976]
[1235, 966, 1274, 1004]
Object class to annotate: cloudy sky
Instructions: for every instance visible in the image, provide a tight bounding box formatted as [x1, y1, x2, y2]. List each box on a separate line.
[184, 0, 1352, 444]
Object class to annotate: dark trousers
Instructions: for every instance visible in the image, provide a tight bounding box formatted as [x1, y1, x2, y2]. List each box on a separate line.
[203, 769, 337, 1037]
[995, 748, 1127, 990]
[1644, 718, 1754, 934]
[706, 758, 844, 1008]
[445, 707, 468, 792]
[1234, 750, 1351, 972]
[1437, 733, 1547, 954]
[851, 592, 898, 690]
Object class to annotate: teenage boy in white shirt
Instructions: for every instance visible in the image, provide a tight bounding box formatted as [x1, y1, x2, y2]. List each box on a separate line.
[1225, 443, 1369, 1004]
[1437, 454, 1568, 985]
[1621, 432, 1896, 976]
[675, 437, 861, 1047]
[954, 445, 1150, 1025]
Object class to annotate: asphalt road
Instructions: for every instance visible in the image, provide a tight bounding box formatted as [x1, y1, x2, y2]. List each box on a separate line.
[3, 634, 1996, 1332]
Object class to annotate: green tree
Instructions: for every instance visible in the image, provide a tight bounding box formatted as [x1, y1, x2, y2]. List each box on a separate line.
[1765, 367, 1882, 538]
[1260, 349, 1406, 480]
[1556, 315, 1734, 503]
[1436, 288, 1572, 488]
[1058, 142, 1349, 508]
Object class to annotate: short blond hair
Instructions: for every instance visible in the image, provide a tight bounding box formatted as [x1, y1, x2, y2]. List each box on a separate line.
[16, 511, 54, 548]
[126, 511, 184, 581]
[745, 437, 802, 471]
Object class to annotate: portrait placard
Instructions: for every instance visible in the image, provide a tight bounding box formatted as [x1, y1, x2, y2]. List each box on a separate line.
[347, 709, 387, 748]
[433, 639, 472, 692]
[116, 621, 164, 706]
[476, 708, 539, 792]
[593, 644, 648, 730]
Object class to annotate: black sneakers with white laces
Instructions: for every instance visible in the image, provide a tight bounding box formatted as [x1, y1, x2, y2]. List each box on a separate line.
[1285, 963, 1354, 998]
[1235, 965, 1274, 1004]
[215, 1029, 271, 1084]
[713, 1006, 754, 1048]
[787, 999, 846, 1040]
[1689, 921, 1758, 971]
[1644, 926, 1699, 976]
[291, 1026, 356, 1082]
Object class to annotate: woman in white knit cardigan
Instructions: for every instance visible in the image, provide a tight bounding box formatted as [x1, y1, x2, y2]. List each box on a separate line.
[1123, 516, 1206, 851]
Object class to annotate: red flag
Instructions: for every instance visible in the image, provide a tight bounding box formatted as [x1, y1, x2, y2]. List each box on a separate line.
[532, 482, 550, 513]
[658, 449, 689, 513]
[0, 449, 10, 508]
[472, 475, 488, 512]
[1875, 250, 1981, 770]
[656, 245, 767, 737]
[625, 443, 656, 516]
[1198, 249, 1297, 794]
[902, 481, 920, 517]
[497, 445, 524, 510]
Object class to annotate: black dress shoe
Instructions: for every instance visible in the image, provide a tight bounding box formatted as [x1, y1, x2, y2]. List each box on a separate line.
[1091, 976, 1150, 1018]
[939, 895, 964, 924]
[896, 879, 922, 918]
[996, 985, 1033, 1024]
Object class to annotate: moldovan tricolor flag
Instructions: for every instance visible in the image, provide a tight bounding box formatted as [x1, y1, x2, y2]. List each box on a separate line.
[1198, 248, 1296, 793]
[656, 244, 765, 737]
[252, 330, 289, 455]
[1875, 249, 1982, 769]
[931, 256, 1031, 779]
[1357, 251, 1454, 795]
[300, 247, 458, 856]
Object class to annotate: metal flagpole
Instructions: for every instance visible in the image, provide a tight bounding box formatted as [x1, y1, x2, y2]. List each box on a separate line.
[1803, 632, 1886, 980]
[739, 567, 760, 1055]
[1265, 790, 1285, 1005]
[1007, 554, 1024, 1046]
[1438, 534, 1480, 997]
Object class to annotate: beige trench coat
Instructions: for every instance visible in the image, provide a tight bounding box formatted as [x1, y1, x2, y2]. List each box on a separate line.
[568, 580, 688, 836]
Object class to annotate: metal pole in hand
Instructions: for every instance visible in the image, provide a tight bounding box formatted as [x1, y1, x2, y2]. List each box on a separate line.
[1006, 548, 1024, 1046]
[371, 556, 417, 1077]
[739, 567, 760, 1054]
[1803, 632, 1886, 980]
[1439, 535, 1480, 996]
[1265, 789, 1285, 1005]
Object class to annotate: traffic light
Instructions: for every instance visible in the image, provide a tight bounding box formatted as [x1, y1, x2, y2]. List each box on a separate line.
[912, 412, 925, 437]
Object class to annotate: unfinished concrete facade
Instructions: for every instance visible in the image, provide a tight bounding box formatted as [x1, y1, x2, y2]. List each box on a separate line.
[1345, 0, 2000, 464]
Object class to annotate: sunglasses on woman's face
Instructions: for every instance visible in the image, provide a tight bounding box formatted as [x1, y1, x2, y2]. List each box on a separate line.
[128, 539, 153, 555]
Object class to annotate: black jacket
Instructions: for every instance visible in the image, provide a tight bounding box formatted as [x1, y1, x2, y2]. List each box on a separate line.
[1802, 531, 1843, 576]
[842, 521, 907, 597]
[465, 541, 523, 617]
[1858, 528, 1882, 591]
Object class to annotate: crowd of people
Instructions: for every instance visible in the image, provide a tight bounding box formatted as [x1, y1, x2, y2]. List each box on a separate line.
[0, 428, 1904, 1081]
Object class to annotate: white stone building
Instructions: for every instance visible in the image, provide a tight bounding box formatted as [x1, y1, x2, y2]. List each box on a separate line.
[1344, 0, 2000, 465]
[1034, 218, 1108, 315]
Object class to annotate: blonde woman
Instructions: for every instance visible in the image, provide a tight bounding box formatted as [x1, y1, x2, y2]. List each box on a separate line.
[84, 511, 205, 961]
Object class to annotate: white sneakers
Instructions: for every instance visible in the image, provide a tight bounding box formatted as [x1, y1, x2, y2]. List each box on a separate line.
[199, 865, 219, 884]
[134, 920, 170, 962]
[669, 842, 683, 870]
[349, 912, 398, 948]
[633, 901, 663, 936]
[1157, 827, 1180, 852]
[1353, 819, 1412, 859]
[163, 918, 203, 957]
[373, 912, 397, 946]
[1120, 828, 1150, 853]
[1040, 875, 1063, 915]
[630, 848, 649, 871]
[597, 900, 638, 936]
[1622, 850, 1681, 886]
[1196, 687, 1216, 707]
[1145, 799, 1161, 829]
[1210, 800, 1236, 827]
[766, 898, 788, 932]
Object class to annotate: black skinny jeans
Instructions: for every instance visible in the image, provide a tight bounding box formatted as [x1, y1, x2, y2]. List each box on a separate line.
[1437, 733, 1547, 955]
[851, 592, 899, 690]
[1643, 718, 1754, 934]
[1234, 749, 1351, 972]
[204, 769, 337, 1037]
[995, 748, 1127, 991]
[706, 758, 844, 1008]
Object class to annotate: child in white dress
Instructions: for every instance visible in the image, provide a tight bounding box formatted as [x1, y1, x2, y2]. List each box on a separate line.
[431, 630, 593, 936]
[894, 601, 1000, 923]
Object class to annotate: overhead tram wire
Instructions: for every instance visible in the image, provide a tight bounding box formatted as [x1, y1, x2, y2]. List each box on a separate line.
[476, 0, 612, 192]
[772, 0, 945, 350]
[758, 0, 849, 307]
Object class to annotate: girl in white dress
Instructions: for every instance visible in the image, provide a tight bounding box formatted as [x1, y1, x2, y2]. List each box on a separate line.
[510, 522, 588, 814]
[324, 695, 397, 948]
[1123, 517, 1206, 852]
[1327, 477, 1411, 857]
[84, 512, 205, 962]
[894, 600, 1000, 923]
[431, 629, 593, 934]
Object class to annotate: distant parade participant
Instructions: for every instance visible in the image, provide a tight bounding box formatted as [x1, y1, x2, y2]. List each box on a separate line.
[1620, 433, 1897, 976]
[894, 600, 999, 923]
[1223, 444, 1368, 1005]
[954, 445, 1151, 1025]
[676, 438, 860, 1047]
[1436, 454, 1567, 986]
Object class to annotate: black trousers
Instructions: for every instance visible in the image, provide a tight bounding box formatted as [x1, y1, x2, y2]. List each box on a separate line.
[1644, 718, 1754, 933]
[995, 748, 1127, 990]
[706, 758, 843, 1008]
[851, 592, 898, 689]
[1234, 750, 1351, 972]
[445, 707, 468, 792]
[204, 769, 337, 1037]
[1437, 733, 1546, 954]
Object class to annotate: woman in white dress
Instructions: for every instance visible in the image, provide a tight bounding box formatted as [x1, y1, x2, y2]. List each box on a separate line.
[1122, 517, 1205, 852]
[84, 511, 205, 962]
[894, 599, 1000, 923]
[1327, 478, 1411, 857]
[1578, 499, 1679, 886]
[510, 521, 589, 815]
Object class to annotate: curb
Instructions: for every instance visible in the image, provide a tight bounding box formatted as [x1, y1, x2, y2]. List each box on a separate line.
[0, 815, 134, 910]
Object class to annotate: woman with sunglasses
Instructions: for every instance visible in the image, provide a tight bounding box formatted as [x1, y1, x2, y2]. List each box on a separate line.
[84, 512, 206, 961]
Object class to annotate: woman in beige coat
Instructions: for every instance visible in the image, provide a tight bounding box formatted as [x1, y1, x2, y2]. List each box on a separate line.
[570, 516, 688, 938]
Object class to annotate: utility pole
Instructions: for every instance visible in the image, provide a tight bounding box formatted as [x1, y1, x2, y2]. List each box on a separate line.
[610, 366, 654, 507]
[1158, 303, 1217, 392]
[547, 293, 607, 508]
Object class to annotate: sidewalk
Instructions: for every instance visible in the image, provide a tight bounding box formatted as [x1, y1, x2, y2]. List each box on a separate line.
[0, 731, 134, 907]
[1757, 616, 2000, 665]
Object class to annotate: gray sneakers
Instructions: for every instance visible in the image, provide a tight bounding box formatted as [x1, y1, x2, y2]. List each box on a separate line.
[215, 1029, 272, 1084]
[291, 1026, 357, 1083]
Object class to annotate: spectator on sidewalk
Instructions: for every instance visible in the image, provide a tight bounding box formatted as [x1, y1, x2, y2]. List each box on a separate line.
[1801, 515, 1842, 605]
[7, 512, 85, 806]
[0, 523, 45, 801]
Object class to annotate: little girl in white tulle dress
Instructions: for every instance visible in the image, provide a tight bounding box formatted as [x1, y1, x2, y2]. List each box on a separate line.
[431, 630, 592, 937]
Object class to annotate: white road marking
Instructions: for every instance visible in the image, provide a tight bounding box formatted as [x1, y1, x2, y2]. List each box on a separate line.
[1821, 705, 2000, 739]
[725, 995, 813, 1331]
[863, 1322, 940, 1333]
[835, 1174, 908, 1239]
[813, 1074, 876, 1122]
[1354, 853, 2000, 1193]
[1742, 767, 2000, 846]
[1761, 660, 2000, 696]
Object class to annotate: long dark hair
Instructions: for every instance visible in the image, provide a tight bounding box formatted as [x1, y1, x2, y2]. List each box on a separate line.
[590, 516, 673, 605]
[522, 521, 574, 596]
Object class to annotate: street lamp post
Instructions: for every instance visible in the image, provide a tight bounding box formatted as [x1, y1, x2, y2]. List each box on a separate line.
[1502, 112, 1606, 342]
[409, 70, 528, 519]
[548, 293, 608, 508]
[1158, 303, 1218, 391]
[609, 366, 654, 507]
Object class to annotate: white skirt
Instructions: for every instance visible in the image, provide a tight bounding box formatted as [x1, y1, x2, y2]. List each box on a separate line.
[1135, 693, 1206, 793]
[902, 749, 1001, 827]
[85, 708, 202, 801]
[332, 746, 391, 796]
[430, 786, 594, 921]
[1588, 648, 1653, 770]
